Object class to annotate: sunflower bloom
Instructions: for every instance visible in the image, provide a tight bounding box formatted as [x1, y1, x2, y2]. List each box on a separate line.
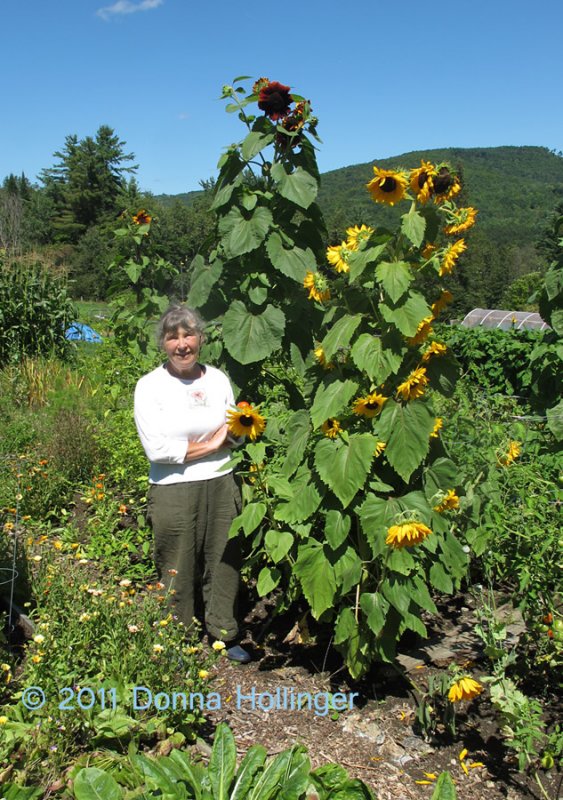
[422, 341, 448, 361]
[433, 166, 462, 203]
[444, 207, 478, 235]
[396, 367, 429, 402]
[352, 392, 388, 418]
[448, 677, 483, 703]
[257, 80, 293, 120]
[410, 161, 437, 204]
[304, 271, 330, 303]
[346, 224, 374, 248]
[227, 404, 266, 441]
[439, 239, 467, 276]
[434, 489, 460, 512]
[406, 316, 434, 346]
[386, 521, 432, 549]
[367, 167, 408, 206]
[132, 209, 151, 225]
[321, 418, 341, 438]
[430, 418, 443, 438]
[326, 241, 355, 273]
[314, 345, 334, 370]
[498, 440, 522, 466]
[431, 290, 453, 318]
[374, 441, 386, 457]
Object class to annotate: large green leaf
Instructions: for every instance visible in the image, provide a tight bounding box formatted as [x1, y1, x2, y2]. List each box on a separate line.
[348, 243, 388, 281]
[333, 608, 372, 681]
[320, 314, 363, 361]
[310, 378, 359, 429]
[230, 745, 267, 800]
[375, 261, 413, 303]
[350, 333, 406, 383]
[270, 163, 318, 209]
[273, 481, 321, 523]
[73, 769, 121, 800]
[282, 410, 311, 477]
[275, 746, 311, 800]
[429, 562, 454, 594]
[360, 592, 390, 636]
[187, 256, 223, 307]
[266, 232, 316, 282]
[242, 130, 275, 160]
[381, 575, 410, 615]
[401, 208, 426, 247]
[424, 457, 459, 502]
[314, 434, 375, 508]
[264, 529, 294, 563]
[378, 400, 434, 481]
[209, 723, 237, 800]
[228, 502, 267, 538]
[257, 565, 281, 595]
[333, 546, 363, 594]
[380, 291, 431, 337]
[324, 510, 351, 550]
[219, 206, 273, 257]
[294, 541, 337, 618]
[223, 301, 285, 363]
[547, 399, 563, 440]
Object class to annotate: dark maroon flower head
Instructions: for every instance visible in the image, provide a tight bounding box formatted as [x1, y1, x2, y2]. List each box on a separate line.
[257, 81, 293, 121]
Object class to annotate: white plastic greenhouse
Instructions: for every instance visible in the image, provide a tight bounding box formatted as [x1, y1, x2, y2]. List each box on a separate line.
[461, 309, 550, 331]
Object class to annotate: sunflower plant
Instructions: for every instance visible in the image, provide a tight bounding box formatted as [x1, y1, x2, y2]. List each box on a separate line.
[195, 77, 476, 678]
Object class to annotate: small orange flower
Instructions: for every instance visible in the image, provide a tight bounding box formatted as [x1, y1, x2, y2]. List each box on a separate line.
[132, 209, 152, 225]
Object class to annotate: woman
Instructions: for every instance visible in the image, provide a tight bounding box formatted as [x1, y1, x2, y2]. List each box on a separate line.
[134, 305, 250, 663]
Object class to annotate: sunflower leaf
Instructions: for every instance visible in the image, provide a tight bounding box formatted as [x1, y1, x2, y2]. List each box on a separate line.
[378, 400, 434, 482]
[266, 232, 316, 282]
[380, 291, 432, 337]
[241, 131, 275, 161]
[187, 257, 223, 307]
[360, 592, 390, 636]
[423, 457, 458, 502]
[324, 510, 351, 550]
[219, 206, 273, 257]
[401, 208, 426, 248]
[320, 314, 362, 361]
[282, 410, 311, 478]
[333, 546, 363, 594]
[351, 333, 406, 383]
[314, 434, 375, 508]
[270, 163, 318, 209]
[264, 530, 294, 563]
[294, 541, 337, 618]
[348, 243, 388, 281]
[223, 301, 285, 364]
[310, 378, 358, 429]
[273, 482, 321, 523]
[375, 261, 413, 304]
[257, 565, 281, 596]
[429, 562, 453, 594]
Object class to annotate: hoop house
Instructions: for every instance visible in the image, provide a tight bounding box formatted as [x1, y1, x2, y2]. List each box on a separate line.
[461, 308, 550, 331]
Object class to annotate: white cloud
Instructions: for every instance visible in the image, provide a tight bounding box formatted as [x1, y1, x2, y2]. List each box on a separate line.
[97, 0, 164, 21]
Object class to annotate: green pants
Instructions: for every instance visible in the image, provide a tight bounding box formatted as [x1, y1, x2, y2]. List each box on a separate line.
[147, 473, 242, 641]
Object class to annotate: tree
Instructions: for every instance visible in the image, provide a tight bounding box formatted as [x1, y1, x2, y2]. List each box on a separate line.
[40, 126, 137, 241]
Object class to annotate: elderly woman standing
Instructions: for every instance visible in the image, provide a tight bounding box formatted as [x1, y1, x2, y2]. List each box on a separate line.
[134, 305, 250, 662]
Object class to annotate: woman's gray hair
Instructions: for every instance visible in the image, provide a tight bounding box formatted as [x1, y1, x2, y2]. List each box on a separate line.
[156, 305, 206, 349]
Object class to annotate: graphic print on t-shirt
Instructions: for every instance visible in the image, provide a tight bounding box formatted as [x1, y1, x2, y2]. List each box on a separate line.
[187, 390, 207, 408]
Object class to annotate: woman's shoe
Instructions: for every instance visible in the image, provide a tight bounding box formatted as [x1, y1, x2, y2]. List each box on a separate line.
[226, 643, 251, 663]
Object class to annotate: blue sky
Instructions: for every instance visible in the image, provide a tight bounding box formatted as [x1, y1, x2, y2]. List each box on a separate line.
[2, 0, 562, 195]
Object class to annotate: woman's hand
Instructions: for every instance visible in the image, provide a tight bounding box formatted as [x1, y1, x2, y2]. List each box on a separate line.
[184, 424, 229, 462]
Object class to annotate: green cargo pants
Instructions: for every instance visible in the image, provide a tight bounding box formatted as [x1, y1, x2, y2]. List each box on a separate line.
[147, 472, 242, 641]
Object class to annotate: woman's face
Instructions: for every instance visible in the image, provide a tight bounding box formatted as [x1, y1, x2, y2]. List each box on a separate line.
[163, 326, 202, 378]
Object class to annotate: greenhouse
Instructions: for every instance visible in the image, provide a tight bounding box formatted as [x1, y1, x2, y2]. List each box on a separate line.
[461, 308, 550, 331]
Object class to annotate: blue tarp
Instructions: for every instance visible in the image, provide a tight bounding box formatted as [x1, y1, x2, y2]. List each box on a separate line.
[65, 322, 103, 343]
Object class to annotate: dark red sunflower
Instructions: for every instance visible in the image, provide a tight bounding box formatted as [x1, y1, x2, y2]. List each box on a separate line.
[257, 81, 293, 121]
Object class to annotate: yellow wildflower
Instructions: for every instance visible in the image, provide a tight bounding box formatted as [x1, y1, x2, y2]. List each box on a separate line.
[448, 677, 483, 703]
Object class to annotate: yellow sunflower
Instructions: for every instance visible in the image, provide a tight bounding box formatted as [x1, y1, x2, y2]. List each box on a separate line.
[326, 241, 355, 273]
[374, 441, 386, 457]
[132, 209, 152, 225]
[386, 521, 432, 549]
[433, 166, 462, 204]
[226, 404, 266, 441]
[314, 345, 334, 370]
[498, 440, 522, 466]
[430, 417, 443, 438]
[444, 207, 478, 235]
[434, 489, 460, 512]
[431, 290, 453, 318]
[439, 239, 467, 276]
[352, 392, 388, 418]
[345, 224, 374, 248]
[304, 271, 330, 303]
[409, 161, 437, 204]
[422, 341, 448, 362]
[448, 677, 483, 703]
[396, 367, 429, 402]
[321, 418, 341, 438]
[406, 316, 434, 346]
[367, 167, 408, 206]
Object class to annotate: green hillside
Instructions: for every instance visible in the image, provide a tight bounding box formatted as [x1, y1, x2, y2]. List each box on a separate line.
[318, 145, 563, 246]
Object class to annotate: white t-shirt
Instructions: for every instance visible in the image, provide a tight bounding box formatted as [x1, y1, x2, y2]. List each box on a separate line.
[134, 363, 235, 484]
